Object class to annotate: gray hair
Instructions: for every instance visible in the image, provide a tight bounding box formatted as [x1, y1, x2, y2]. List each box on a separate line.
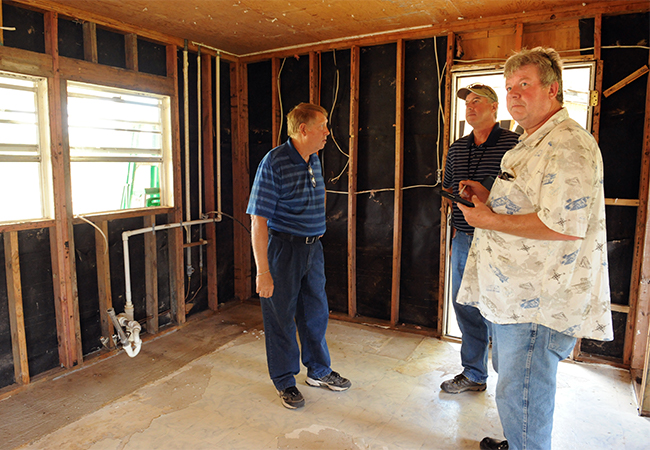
[504, 47, 564, 105]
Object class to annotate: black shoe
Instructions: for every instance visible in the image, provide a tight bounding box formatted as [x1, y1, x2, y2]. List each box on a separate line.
[440, 373, 487, 393]
[479, 437, 508, 450]
[277, 386, 305, 409]
[306, 370, 351, 391]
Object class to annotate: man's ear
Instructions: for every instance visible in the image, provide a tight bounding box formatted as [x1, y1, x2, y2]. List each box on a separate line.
[298, 122, 308, 135]
[548, 81, 560, 100]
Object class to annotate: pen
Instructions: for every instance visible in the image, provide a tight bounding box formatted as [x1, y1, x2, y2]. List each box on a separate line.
[459, 184, 467, 196]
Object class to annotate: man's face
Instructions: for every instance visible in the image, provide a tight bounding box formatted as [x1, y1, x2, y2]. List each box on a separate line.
[506, 64, 558, 133]
[464, 92, 497, 130]
[303, 112, 330, 153]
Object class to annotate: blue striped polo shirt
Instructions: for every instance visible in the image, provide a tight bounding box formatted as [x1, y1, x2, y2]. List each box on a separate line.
[443, 124, 520, 234]
[247, 138, 326, 237]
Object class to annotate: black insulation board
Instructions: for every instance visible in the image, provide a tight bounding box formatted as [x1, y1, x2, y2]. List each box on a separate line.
[74, 223, 103, 355]
[580, 310, 626, 359]
[321, 49, 351, 313]
[97, 27, 126, 69]
[0, 235, 14, 389]
[215, 58, 236, 305]
[58, 17, 84, 60]
[138, 38, 167, 77]
[19, 229, 59, 378]
[399, 37, 447, 328]
[1, 3, 45, 53]
[278, 55, 311, 144]
[356, 43, 397, 321]
[248, 60, 273, 295]
[599, 13, 649, 200]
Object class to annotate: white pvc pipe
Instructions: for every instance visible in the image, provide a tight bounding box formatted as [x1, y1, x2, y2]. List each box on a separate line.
[183, 41, 192, 268]
[197, 49, 204, 271]
[122, 217, 218, 314]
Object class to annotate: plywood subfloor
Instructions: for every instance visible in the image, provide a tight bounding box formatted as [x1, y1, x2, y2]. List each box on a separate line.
[2, 301, 649, 449]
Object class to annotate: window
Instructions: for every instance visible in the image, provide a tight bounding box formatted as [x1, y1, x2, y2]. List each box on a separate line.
[451, 62, 596, 142]
[67, 82, 172, 214]
[0, 71, 52, 223]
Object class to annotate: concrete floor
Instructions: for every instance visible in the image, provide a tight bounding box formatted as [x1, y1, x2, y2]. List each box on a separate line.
[2, 301, 649, 450]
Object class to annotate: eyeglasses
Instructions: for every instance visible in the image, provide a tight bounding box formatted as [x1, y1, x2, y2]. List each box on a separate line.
[307, 165, 316, 188]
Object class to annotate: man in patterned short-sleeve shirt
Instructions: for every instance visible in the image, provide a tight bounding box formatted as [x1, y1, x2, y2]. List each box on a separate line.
[456, 48, 613, 450]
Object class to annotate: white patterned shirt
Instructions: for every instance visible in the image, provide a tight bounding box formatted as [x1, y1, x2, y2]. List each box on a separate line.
[457, 108, 613, 341]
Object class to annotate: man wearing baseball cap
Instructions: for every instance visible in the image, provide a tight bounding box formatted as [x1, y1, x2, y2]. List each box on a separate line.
[440, 83, 519, 394]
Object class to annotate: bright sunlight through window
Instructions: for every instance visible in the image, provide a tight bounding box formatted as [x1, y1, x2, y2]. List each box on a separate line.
[0, 72, 52, 223]
[67, 82, 172, 215]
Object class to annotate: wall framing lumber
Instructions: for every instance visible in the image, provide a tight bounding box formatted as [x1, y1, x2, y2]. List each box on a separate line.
[309, 51, 320, 105]
[166, 43, 185, 325]
[45, 11, 82, 368]
[4, 231, 30, 385]
[347, 45, 360, 319]
[82, 22, 97, 63]
[0, 0, 3, 45]
[143, 214, 159, 334]
[0, 45, 54, 77]
[604, 65, 649, 98]
[390, 39, 405, 327]
[125, 33, 138, 71]
[437, 32, 455, 335]
[58, 56, 175, 96]
[231, 61, 251, 302]
[95, 220, 113, 348]
[631, 46, 650, 378]
[201, 52, 218, 311]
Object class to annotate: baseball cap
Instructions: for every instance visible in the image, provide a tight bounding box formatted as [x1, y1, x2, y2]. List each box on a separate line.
[457, 83, 498, 103]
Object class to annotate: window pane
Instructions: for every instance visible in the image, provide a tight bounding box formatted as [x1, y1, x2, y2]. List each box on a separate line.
[71, 162, 161, 214]
[0, 162, 43, 222]
[67, 81, 169, 214]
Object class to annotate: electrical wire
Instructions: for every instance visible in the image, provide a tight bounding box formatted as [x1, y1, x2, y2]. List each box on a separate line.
[75, 215, 108, 254]
[276, 58, 287, 146]
[204, 210, 251, 234]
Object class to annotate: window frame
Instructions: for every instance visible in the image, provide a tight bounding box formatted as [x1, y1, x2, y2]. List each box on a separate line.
[65, 80, 174, 215]
[0, 70, 54, 223]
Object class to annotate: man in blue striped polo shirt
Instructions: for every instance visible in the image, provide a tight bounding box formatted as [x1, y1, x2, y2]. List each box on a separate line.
[441, 84, 519, 394]
[247, 102, 351, 409]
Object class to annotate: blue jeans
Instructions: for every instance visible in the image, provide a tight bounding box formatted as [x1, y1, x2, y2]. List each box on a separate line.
[451, 230, 489, 384]
[260, 234, 332, 391]
[491, 322, 577, 450]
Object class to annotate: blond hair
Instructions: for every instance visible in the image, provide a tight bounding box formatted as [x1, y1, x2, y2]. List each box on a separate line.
[287, 103, 328, 137]
[504, 47, 564, 104]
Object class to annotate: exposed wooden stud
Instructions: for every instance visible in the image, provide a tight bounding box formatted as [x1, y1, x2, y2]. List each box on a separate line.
[347, 45, 360, 319]
[605, 198, 639, 207]
[95, 220, 113, 348]
[438, 32, 455, 335]
[201, 52, 218, 311]
[125, 33, 138, 71]
[391, 39, 405, 327]
[4, 231, 30, 385]
[82, 22, 98, 63]
[59, 56, 175, 96]
[309, 51, 320, 105]
[45, 11, 82, 368]
[231, 61, 252, 302]
[641, 330, 650, 415]
[604, 65, 649, 98]
[591, 15, 603, 142]
[166, 43, 185, 325]
[144, 215, 159, 334]
[515, 22, 524, 51]
[630, 46, 650, 382]
[272, 57, 282, 147]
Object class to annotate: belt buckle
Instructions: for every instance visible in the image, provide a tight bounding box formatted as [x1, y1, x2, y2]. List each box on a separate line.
[305, 236, 316, 244]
